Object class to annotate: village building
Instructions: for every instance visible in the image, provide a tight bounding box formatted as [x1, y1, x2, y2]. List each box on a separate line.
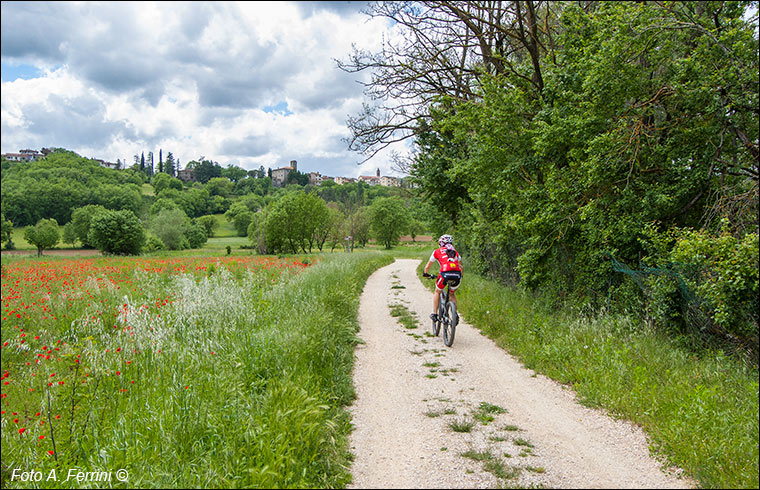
[271, 160, 298, 187]
[380, 175, 401, 187]
[308, 171, 322, 186]
[177, 167, 195, 183]
[1, 149, 44, 162]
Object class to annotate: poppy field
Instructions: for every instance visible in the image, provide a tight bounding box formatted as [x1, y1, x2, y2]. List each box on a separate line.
[1, 252, 391, 488]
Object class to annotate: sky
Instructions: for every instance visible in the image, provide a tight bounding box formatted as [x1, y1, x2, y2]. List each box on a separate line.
[1, 1, 406, 179]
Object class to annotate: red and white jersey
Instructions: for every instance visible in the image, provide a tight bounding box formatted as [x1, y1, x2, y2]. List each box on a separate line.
[429, 246, 462, 273]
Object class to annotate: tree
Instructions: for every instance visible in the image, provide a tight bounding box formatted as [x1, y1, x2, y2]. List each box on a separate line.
[247, 209, 269, 254]
[369, 197, 410, 249]
[222, 164, 248, 184]
[233, 210, 254, 237]
[149, 198, 181, 217]
[206, 177, 234, 198]
[190, 159, 223, 184]
[88, 209, 145, 255]
[408, 218, 425, 242]
[151, 172, 183, 195]
[24, 218, 60, 256]
[196, 215, 218, 238]
[96, 184, 142, 216]
[286, 170, 310, 186]
[150, 208, 190, 250]
[338, 1, 560, 163]
[70, 205, 108, 248]
[185, 220, 208, 249]
[303, 193, 330, 252]
[263, 192, 329, 253]
[1, 213, 14, 250]
[406, 1, 759, 308]
[345, 206, 371, 251]
[165, 152, 176, 177]
[62, 222, 77, 247]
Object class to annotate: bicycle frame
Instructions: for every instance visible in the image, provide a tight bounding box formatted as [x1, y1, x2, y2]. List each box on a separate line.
[425, 272, 458, 346]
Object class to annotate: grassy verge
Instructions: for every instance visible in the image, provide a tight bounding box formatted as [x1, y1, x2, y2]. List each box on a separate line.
[2, 251, 392, 488]
[416, 256, 759, 489]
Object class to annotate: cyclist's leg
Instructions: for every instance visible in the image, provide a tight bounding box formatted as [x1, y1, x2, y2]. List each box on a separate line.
[432, 287, 442, 317]
[446, 272, 462, 307]
[432, 275, 445, 318]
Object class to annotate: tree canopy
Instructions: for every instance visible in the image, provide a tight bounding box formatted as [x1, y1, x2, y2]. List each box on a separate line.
[345, 0, 759, 349]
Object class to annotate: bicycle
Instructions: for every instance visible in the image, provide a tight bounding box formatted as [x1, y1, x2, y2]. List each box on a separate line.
[422, 272, 459, 346]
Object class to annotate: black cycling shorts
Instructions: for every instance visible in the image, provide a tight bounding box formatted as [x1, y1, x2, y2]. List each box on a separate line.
[436, 270, 462, 290]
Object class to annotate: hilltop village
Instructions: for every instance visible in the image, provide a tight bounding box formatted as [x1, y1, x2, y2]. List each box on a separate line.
[1, 149, 403, 188]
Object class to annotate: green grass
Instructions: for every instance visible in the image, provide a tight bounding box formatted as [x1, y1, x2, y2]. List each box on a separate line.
[448, 417, 475, 433]
[2, 251, 393, 488]
[461, 449, 493, 461]
[389, 303, 419, 330]
[417, 255, 759, 489]
[472, 401, 507, 425]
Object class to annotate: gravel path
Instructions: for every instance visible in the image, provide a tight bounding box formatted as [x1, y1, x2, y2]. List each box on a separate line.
[347, 259, 695, 489]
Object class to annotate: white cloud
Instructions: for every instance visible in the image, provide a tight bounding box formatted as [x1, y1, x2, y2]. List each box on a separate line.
[1, 1, 406, 178]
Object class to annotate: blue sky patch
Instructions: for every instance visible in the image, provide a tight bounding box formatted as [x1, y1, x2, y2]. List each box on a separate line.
[263, 101, 293, 116]
[1, 62, 43, 82]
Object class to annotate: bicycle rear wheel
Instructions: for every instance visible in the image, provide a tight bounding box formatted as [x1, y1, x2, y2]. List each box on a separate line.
[432, 291, 445, 336]
[443, 301, 457, 347]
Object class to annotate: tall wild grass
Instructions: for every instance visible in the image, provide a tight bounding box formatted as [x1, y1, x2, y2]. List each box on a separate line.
[2, 252, 392, 488]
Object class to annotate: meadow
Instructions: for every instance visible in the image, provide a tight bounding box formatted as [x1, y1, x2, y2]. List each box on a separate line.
[1, 251, 392, 488]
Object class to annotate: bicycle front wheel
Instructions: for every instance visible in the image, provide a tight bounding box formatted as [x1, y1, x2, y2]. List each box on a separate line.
[443, 301, 457, 347]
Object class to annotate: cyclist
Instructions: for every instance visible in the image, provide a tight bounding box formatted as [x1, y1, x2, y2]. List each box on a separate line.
[423, 234, 462, 323]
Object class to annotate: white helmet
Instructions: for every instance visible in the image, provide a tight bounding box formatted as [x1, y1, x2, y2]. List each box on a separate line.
[438, 234, 453, 246]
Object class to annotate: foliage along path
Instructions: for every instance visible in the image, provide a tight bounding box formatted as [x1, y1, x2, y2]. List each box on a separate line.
[347, 259, 695, 489]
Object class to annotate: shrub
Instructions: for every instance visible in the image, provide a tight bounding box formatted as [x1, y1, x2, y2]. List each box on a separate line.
[642, 221, 759, 353]
[196, 215, 218, 237]
[184, 221, 208, 249]
[144, 234, 166, 252]
[88, 209, 145, 255]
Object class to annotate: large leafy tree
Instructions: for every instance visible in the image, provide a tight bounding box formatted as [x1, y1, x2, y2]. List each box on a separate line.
[399, 1, 758, 305]
[188, 159, 223, 184]
[151, 208, 191, 250]
[88, 209, 145, 255]
[70, 204, 109, 248]
[368, 196, 410, 249]
[263, 192, 330, 253]
[151, 172, 183, 194]
[24, 218, 60, 256]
